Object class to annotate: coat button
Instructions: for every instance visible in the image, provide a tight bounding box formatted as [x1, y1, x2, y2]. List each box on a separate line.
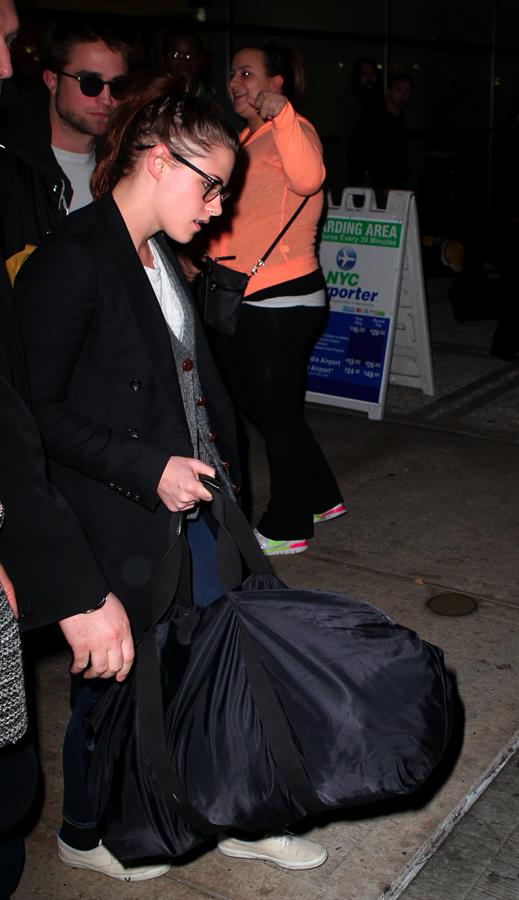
[221, 460, 230, 470]
[208, 431, 219, 443]
[128, 426, 140, 438]
[196, 395, 207, 407]
[130, 379, 142, 391]
[181, 358, 193, 372]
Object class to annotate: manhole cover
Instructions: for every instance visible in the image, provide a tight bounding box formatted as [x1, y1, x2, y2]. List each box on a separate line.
[428, 592, 479, 616]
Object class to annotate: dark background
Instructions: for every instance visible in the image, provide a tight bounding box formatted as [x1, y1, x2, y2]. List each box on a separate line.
[11, 0, 519, 236]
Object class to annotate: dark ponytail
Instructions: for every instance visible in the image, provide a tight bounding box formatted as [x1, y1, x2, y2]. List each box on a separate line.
[92, 72, 238, 199]
[259, 41, 306, 106]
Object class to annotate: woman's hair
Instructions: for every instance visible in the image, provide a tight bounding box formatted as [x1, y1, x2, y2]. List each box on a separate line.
[238, 41, 306, 105]
[92, 73, 238, 199]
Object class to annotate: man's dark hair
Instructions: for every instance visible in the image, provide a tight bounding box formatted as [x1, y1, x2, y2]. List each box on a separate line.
[388, 72, 414, 91]
[42, 20, 132, 72]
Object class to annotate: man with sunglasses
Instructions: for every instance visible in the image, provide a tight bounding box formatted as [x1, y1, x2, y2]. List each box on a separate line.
[0, 20, 129, 274]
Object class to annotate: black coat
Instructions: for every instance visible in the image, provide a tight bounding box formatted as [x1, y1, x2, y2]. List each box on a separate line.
[0, 262, 108, 630]
[15, 194, 240, 638]
[0, 90, 72, 261]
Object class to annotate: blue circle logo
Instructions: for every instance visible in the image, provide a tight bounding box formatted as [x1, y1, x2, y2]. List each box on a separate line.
[336, 246, 357, 271]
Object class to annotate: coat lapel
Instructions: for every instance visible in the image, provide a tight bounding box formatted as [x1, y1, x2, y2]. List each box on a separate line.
[91, 195, 180, 407]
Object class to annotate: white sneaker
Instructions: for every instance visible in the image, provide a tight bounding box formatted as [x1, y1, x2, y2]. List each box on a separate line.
[217, 832, 328, 870]
[253, 529, 309, 556]
[57, 837, 170, 882]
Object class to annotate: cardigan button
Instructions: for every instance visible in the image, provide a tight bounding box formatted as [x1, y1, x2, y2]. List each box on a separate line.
[129, 379, 142, 391]
[196, 395, 208, 406]
[208, 431, 219, 443]
[231, 482, 241, 494]
[181, 358, 193, 372]
[221, 460, 230, 470]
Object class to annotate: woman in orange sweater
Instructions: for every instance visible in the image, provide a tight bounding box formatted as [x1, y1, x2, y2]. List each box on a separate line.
[206, 42, 344, 555]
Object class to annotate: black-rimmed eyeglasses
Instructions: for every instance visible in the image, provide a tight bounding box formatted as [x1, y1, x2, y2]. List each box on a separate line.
[55, 70, 128, 101]
[168, 152, 230, 202]
[135, 144, 230, 202]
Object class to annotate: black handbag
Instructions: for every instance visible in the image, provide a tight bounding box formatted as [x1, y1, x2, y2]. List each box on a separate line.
[199, 197, 309, 336]
[86, 478, 452, 865]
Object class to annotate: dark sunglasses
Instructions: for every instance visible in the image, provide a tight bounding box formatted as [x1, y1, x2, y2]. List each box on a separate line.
[56, 70, 128, 101]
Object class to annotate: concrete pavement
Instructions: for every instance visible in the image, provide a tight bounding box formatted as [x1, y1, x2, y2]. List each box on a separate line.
[15, 276, 519, 899]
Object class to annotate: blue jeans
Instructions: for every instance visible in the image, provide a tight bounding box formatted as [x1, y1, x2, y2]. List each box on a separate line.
[186, 513, 225, 608]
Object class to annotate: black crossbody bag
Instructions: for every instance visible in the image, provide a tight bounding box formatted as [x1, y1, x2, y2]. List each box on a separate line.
[199, 196, 309, 336]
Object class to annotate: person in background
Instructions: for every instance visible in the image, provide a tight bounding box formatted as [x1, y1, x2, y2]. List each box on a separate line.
[488, 93, 519, 360]
[163, 26, 207, 95]
[347, 71, 413, 208]
[0, 18, 129, 275]
[204, 41, 345, 558]
[0, 3, 133, 895]
[163, 24, 242, 131]
[350, 57, 384, 118]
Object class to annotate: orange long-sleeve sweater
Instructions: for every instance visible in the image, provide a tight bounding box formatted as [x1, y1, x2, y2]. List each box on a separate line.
[206, 101, 325, 298]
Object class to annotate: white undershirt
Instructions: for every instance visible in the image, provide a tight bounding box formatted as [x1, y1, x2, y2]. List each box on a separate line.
[52, 146, 95, 212]
[244, 288, 326, 309]
[144, 241, 185, 341]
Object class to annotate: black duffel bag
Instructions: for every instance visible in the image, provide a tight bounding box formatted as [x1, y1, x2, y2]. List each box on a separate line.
[86, 478, 452, 864]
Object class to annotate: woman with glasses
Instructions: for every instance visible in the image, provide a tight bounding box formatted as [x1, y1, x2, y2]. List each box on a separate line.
[205, 42, 344, 557]
[15, 72, 326, 881]
[16, 75, 238, 882]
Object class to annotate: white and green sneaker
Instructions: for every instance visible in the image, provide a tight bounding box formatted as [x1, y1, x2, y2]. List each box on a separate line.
[253, 528, 309, 556]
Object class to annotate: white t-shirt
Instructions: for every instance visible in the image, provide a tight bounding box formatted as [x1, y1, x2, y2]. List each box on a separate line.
[52, 146, 95, 212]
[144, 241, 185, 341]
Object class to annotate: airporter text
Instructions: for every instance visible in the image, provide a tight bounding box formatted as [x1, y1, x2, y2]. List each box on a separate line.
[326, 271, 379, 302]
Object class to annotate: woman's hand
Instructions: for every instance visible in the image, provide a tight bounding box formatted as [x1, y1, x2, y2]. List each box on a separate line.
[0, 563, 18, 619]
[252, 91, 288, 121]
[157, 457, 215, 512]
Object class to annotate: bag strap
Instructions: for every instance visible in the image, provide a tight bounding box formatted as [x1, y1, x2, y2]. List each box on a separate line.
[200, 477, 272, 589]
[250, 196, 309, 276]
[238, 622, 326, 814]
[136, 532, 219, 832]
[145, 516, 192, 632]
[201, 478, 326, 814]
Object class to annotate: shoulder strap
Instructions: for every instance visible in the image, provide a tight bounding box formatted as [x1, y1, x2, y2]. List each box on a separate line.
[250, 196, 309, 276]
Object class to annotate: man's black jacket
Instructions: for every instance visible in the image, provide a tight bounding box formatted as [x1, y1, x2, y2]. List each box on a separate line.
[0, 261, 108, 630]
[0, 87, 72, 261]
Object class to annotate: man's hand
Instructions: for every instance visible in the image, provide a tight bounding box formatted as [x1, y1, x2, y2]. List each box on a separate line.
[157, 456, 215, 512]
[59, 592, 134, 682]
[0, 562, 18, 619]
